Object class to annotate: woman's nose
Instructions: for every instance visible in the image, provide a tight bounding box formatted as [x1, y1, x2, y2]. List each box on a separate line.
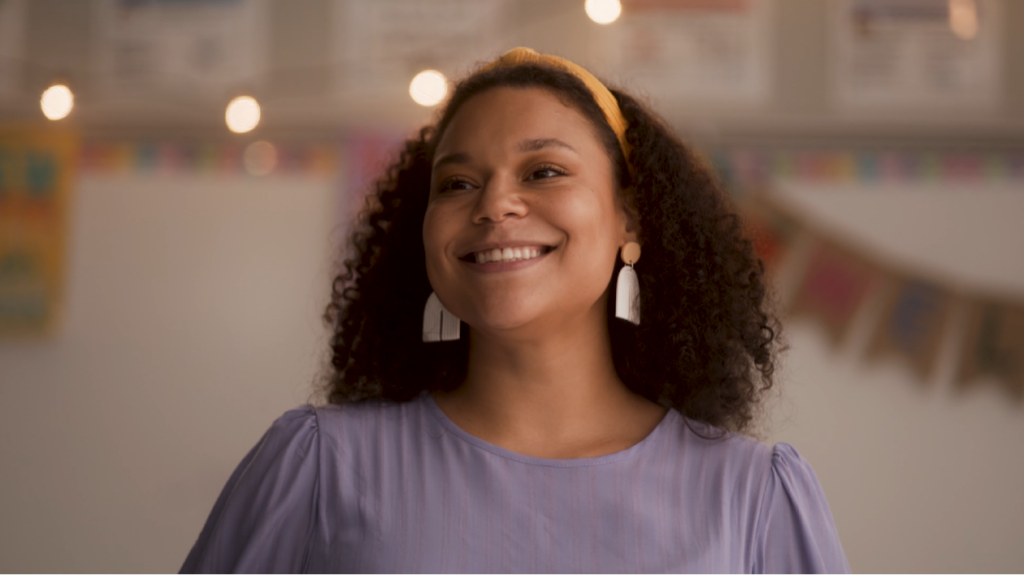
[471, 176, 528, 224]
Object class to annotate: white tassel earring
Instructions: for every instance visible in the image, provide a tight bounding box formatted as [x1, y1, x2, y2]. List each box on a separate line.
[422, 292, 461, 342]
[615, 242, 641, 325]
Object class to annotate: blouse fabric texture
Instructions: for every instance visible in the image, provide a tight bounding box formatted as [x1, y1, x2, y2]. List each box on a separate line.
[181, 394, 850, 573]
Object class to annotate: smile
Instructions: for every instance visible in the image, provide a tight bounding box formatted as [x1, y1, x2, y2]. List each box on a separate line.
[462, 245, 554, 264]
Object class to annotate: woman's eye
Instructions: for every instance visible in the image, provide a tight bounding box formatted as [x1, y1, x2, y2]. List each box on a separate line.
[438, 178, 474, 193]
[528, 165, 566, 180]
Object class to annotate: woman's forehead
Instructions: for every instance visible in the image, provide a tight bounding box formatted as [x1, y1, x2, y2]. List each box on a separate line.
[435, 86, 602, 155]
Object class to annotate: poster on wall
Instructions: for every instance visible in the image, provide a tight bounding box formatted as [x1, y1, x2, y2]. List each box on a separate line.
[0, 0, 25, 100]
[92, 0, 269, 99]
[332, 0, 511, 96]
[601, 0, 772, 105]
[0, 129, 77, 337]
[831, 0, 1001, 110]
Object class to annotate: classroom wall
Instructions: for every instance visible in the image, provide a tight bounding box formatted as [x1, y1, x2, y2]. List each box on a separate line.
[0, 173, 339, 572]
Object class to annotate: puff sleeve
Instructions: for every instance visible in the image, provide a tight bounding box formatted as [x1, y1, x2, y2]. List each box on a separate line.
[752, 443, 851, 574]
[180, 407, 321, 574]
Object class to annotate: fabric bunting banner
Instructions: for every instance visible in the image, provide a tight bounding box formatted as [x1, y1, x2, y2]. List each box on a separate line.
[740, 193, 1024, 404]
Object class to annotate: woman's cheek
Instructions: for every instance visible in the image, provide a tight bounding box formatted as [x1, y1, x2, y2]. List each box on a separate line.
[556, 189, 619, 248]
[421, 209, 449, 281]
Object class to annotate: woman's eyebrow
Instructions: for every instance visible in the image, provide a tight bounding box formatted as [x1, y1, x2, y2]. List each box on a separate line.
[433, 152, 471, 170]
[518, 138, 577, 154]
[434, 138, 577, 170]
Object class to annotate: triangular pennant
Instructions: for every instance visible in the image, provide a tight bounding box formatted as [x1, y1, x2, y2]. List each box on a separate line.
[866, 276, 954, 381]
[957, 297, 1024, 402]
[787, 236, 879, 345]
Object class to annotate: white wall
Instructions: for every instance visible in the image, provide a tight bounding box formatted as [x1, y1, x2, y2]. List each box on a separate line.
[1, 174, 1023, 573]
[0, 173, 339, 572]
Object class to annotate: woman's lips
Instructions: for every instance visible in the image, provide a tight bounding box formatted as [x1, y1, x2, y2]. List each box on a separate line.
[471, 245, 546, 264]
[460, 245, 555, 272]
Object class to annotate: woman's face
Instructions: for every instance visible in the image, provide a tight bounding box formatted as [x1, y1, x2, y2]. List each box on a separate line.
[423, 86, 631, 337]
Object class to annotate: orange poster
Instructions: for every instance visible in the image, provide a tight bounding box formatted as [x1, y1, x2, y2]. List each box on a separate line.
[0, 128, 77, 337]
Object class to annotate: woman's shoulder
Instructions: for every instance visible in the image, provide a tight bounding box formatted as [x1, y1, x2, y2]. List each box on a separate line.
[670, 414, 774, 465]
[304, 393, 437, 446]
[666, 414, 819, 493]
[666, 415, 849, 571]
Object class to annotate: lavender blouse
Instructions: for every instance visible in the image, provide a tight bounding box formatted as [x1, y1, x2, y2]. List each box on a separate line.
[181, 394, 849, 573]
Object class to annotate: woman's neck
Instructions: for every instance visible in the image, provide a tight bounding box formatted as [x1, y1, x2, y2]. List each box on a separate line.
[432, 310, 667, 459]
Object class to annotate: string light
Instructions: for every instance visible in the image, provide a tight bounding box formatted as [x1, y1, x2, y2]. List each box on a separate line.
[225, 95, 260, 133]
[40, 84, 74, 120]
[409, 70, 448, 107]
[585, 0, 621, 24]
[949, 0, 978, 40]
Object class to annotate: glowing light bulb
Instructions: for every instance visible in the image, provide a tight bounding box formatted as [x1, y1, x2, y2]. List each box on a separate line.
[226, 95, 260, 133]
[41, 84, 74, 120]
[949, 0, 978, 40]
[409, 70, 448, 107]
[585, 0, 621, 24]
[243, 141, 278, 176]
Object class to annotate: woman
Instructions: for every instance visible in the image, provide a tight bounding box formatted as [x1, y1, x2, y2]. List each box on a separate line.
[181, 48, 849, 573]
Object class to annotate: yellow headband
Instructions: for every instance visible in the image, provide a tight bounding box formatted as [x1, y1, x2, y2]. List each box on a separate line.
[479, 47, 631, 162]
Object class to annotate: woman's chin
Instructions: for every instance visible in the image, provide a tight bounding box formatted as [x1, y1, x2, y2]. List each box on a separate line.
[453, 290, 605, 341]
[467, 314, 541, 336]
[462, 306, 553, 339]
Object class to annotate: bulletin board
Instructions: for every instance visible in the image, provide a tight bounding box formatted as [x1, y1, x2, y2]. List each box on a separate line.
[332, 0, 512, 95]
[602, 0, 773, 105]
[830, 0, 1002, 111]
[92, 0, 269, 99]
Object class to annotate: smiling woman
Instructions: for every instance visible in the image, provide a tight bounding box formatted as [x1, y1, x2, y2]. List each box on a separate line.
[180, 48, 850, 574]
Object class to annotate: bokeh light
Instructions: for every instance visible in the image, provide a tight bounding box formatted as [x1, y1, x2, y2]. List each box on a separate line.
[585, 0, 622, 25]
[243, 141, 278, 176]
[226, 95, 261, 133]
[40, 84, 74, 120]
[949, 0, 978, 40]
[409, 70, 448, 107]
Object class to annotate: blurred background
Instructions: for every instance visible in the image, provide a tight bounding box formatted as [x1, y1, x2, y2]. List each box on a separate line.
[1, 0, 1022, 572]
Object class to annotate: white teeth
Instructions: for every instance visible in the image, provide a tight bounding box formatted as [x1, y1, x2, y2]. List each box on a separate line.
[472, 246, 546, 264]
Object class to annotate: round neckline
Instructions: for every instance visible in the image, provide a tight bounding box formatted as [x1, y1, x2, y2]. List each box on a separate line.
[422, 393, 678, 468]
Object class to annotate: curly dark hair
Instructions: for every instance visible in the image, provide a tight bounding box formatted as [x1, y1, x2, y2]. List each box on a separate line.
[322, 61, 780, 434]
